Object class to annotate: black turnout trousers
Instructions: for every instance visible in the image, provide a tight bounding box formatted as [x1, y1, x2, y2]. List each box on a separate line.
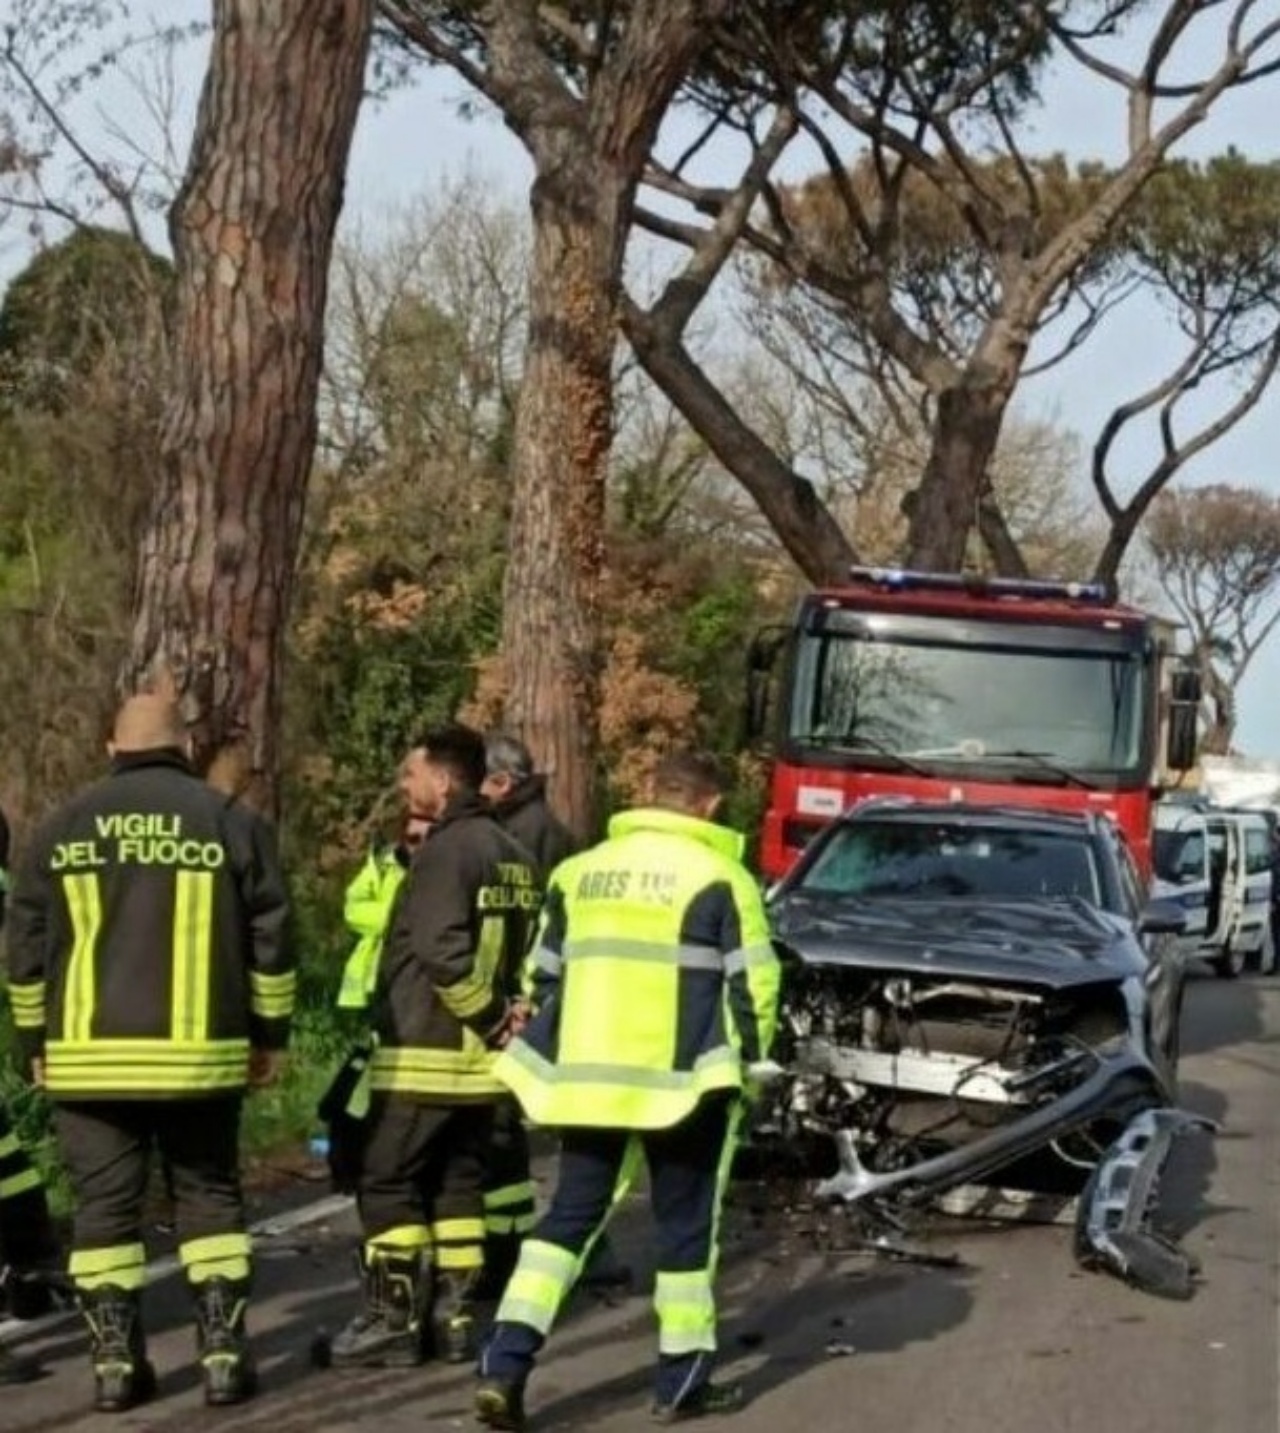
[54, 1097, 245, 1252]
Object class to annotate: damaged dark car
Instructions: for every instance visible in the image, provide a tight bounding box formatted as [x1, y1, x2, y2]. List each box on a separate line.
[750, 800, 1213, 1299]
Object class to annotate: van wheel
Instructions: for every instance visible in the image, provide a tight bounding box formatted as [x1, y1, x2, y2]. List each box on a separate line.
[1213, 943, 1246, 980]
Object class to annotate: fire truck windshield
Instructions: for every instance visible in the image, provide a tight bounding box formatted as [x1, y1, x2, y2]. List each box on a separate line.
[787, 613, 1147, 781]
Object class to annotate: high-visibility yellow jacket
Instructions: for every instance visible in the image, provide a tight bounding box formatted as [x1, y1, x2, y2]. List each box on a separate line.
[495, 807, 780, 1131]
[337, 846, 407, 1010]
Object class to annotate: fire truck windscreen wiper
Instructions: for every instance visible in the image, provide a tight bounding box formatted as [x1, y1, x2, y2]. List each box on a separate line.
[795, 732, 934, 780]
[976, 748, 1096, 791]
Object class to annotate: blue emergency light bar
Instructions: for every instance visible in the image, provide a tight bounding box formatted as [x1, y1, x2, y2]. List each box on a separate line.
[847, 566, 1113, 604]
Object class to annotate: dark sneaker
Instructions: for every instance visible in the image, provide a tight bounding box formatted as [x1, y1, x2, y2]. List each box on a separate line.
[475, 1377, 527, 1430]
[651, 1381, 745, 1424]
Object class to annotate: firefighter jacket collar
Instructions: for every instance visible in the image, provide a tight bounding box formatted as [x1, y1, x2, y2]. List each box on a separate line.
[109, 747, 194, 778]
[427, 790, 493, 834]
[607, 806, 745, 863]
[493, 773, 547, 818]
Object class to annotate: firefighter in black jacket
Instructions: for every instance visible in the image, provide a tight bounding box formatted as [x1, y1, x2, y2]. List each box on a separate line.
[328, 724, 537, 1371]
[474, 734, 560, 1297]
[0, 803, 60, 1388]
[3, 695, 294, 1413]
[481, 734, 577, 877]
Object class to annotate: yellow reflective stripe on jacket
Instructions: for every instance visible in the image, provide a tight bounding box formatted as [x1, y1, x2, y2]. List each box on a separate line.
[172, 869, 214, 1042]
[62, 872, 102, 1043]
[561, 936, 725, 971]
[44, 1037, 251, 1095]
[0, 1162, 42, 1200]
[0, 1129, 43, 1200]
[435, 915, 505, 1023]
[528, 943, 561, 981]
[249, 969, 297, 1020]
[370, 1042, 502, 1098]
[495, 1038, 742, 1131]
[723, 942, 776, 979]
[6, 979, 46, 1030]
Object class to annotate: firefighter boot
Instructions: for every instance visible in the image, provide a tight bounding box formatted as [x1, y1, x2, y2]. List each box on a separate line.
[329, 1248, 430, 1369]
[433, 1268, 481, 1365]
[79, 1286, 156, 1413]
[193, 1277, 257, 1406]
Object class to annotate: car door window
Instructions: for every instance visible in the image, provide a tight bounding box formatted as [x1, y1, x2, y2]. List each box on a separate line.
[1245, 827, 1271, 876]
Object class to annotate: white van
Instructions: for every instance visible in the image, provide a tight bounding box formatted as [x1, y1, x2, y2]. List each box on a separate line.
[1152, 802, 1275, 977]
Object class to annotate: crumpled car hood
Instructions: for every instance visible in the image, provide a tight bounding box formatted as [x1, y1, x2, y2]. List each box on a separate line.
[770, 893, 1144, 990]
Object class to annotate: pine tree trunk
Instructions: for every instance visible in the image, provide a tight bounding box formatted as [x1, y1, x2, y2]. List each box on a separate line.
[120, 0, 373, 815]
[905, 384, 1008, 572]
[500, 159, 628, 839]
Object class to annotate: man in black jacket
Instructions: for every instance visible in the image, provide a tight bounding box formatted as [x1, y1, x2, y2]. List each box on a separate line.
[5, 695, 294, 1412]
[328, 724, 537, 1372]
[481, 735, 577, 879]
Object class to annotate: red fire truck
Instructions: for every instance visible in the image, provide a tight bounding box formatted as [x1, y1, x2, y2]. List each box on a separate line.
[746, 567, 1201, 882]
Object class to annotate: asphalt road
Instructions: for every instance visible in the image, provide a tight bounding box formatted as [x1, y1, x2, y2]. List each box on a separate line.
[5, 964, 1280, 1433]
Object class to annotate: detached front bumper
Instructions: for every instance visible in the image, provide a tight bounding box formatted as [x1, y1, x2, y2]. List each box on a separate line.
[805, 1041, 1213, 1297]
[1074, 1107, 1215, 1299]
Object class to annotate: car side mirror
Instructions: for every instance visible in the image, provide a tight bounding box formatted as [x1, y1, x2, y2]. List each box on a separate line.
[1138, 898, 1187, 936]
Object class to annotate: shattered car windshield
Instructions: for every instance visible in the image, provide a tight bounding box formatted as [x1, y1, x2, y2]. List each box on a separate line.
[796, 820, 1103, 904]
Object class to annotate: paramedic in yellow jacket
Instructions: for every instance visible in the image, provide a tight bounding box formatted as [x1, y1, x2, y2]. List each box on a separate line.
[474, 750, 780, 1431]
[337, 814, 431, 1012]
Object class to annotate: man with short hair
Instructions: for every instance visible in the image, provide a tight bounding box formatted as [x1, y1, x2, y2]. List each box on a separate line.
[481, 733, 577, 879]
[4, 695, 294, 1412]
[328, 723, 538, 1372]
[475, 750, 781, 1429]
